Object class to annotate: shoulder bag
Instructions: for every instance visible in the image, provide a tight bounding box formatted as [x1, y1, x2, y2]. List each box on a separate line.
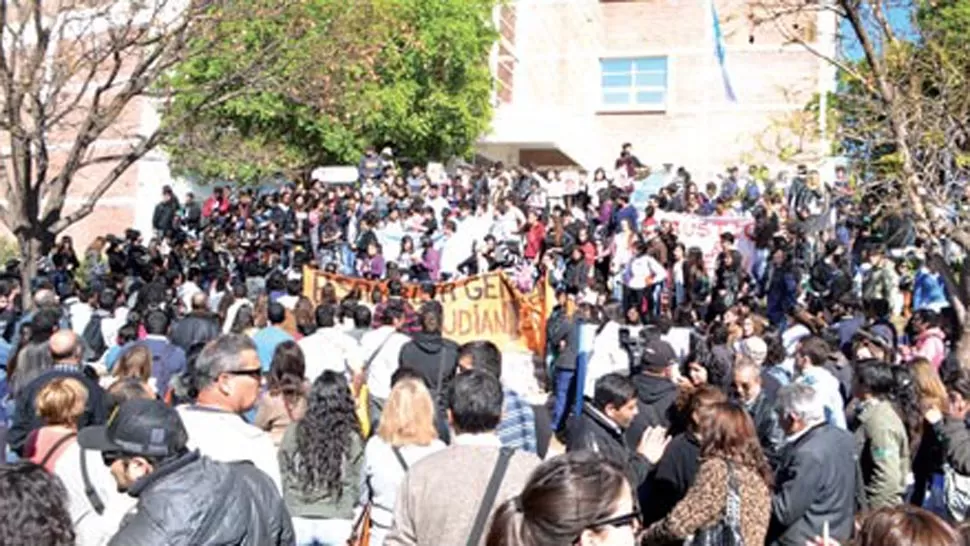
[687, 461, 745, 546]
[38, 432, 77, 469]
[465, 447, 515, 546]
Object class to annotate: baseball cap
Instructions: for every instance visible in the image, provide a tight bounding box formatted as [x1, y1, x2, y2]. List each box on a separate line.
[78, 399, 188, 458]
[640, 337, 677, 371]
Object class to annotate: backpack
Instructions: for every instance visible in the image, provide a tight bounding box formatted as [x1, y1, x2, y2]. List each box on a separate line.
[944, 463, 970, 522]
[82, 313, 107, 362]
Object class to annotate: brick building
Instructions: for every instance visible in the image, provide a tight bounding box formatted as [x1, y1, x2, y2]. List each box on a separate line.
[476, 0, 838, 176]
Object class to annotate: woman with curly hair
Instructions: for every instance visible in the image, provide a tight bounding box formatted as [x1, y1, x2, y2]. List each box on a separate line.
[279, 371, 363, 546]
[0, 461, 75, 546]
[642, 401, 773, 546]
[643, 385, 727, 526]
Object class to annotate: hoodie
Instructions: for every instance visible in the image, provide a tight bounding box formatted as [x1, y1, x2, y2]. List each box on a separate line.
[913, 327, 946, 371]
[625, 373, 678, 448]
[398, 332, 459, 394]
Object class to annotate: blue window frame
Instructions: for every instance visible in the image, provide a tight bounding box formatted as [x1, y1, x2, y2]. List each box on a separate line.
[599, 57, 668, 109]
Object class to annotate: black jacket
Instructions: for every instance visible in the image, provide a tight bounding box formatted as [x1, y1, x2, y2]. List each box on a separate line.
[152, 200, 178, 233]
[565, 400, 653, 488]
[546, 309, 578, 371]
[768, 423, 857, 546]
[626, 373, 678, 446]
[398, 332, 458, 394]
[747, 391, 785, 469]
[641, 431, 700, 525]
[9, 367, 108, 456]
[109, 451, 294, 546]
[169, 312, 221, 353]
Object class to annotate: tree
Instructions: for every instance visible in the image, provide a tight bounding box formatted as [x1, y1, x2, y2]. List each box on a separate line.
[163, 0, 499, 184]
[751, 0, 970, 360]
[0, 0, 285, 297]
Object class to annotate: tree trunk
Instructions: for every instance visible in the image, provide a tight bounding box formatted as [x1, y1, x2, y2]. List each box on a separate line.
[16, 227, 56, 311]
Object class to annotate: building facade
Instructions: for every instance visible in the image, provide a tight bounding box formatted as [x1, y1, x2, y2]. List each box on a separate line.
[477, 0, 838, 177]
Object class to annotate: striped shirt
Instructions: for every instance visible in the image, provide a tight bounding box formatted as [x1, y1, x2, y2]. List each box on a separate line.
[497, 388, 537, 454]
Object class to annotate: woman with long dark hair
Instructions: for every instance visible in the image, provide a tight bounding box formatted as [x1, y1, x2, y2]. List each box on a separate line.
[642, 402, 772, 546]
[486, 451, 639, 546]
[279, 371, 363, 546]
[256, 341, 308, 447]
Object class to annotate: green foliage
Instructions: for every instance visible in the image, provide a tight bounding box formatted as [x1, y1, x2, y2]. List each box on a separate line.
[163, 0, 498, 184]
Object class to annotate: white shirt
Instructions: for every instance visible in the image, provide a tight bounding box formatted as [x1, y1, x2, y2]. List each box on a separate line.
[54, 441, 135, 546]
[439, 234, 469, 277]
[67, 299, 93, 338]
[178, 281, 202, 310]
[361, 326, 411, 400]
[361, 436, 445, 537]
[222, 298, 252, 333]
[298, 327, 362, 382]
[176, 404, 282, 492]
[585, 322, 631, 395]
[276, 294, 299, 311]
[625, 254, 665, 290]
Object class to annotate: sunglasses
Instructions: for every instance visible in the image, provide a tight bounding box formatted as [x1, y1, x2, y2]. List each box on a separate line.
[590, 511, 642, 532]
[101, 451, 124, 466]
[223, 368, 263, 380]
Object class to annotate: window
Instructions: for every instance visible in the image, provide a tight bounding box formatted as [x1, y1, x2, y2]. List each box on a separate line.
[599, 57, 668, 110]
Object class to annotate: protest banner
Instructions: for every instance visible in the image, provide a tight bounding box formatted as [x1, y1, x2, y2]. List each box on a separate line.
[655, 211, 756, 273]
[303, 268, 551, 355]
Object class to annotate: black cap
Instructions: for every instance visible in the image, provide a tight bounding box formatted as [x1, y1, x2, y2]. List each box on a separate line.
[78, 399, 187, 458]
[640, 338, 677, 371]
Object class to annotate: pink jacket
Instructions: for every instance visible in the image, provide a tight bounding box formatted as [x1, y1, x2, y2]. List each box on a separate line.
[913, 327, 946, 370]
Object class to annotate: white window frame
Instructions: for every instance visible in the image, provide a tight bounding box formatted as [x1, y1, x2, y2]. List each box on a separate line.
[597, 56, 669, 113]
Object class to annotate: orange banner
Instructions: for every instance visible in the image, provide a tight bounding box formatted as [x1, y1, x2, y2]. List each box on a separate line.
[303, 269, 551, 355]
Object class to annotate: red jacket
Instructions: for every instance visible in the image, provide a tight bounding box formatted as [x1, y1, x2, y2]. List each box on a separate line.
[524, 222, 545, 259]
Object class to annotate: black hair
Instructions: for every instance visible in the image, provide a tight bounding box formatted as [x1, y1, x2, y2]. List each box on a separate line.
[267, 301, 286, 325]
[392, 366, 429, 389]
[283, 371, 361, 498]
[314, 304, 337, 328]
[593, 373, 637, 412]
[144, 309, 169, 336]
[286, 278, 302, 296]
[854, 358, 895, 397]
[448, 369, 503, 434]
[387, 279, 404, 298]
[353, 305, 371, 329]
[420, 305, 442, 334]
[458, 340, 502, 379]
[486, 452, 628, 546]
[945, 369, 970, 400]
[0, 462, 75, 546]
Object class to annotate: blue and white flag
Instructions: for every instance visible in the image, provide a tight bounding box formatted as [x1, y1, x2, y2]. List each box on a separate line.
[708, 0, 737, 102]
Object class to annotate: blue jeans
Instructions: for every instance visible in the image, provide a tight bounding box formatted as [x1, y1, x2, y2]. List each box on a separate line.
[551, 368, 575, 431]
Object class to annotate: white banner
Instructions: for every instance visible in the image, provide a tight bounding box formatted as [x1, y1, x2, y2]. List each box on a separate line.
[655, 211, 756, 273]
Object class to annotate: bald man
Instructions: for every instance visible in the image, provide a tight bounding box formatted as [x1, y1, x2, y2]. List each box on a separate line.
[8, 330, 108, 457]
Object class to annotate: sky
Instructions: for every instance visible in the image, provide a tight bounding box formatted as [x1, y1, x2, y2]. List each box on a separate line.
[840, 2, 916, 59]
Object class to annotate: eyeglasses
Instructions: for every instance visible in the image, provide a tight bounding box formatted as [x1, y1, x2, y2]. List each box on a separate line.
[223, 368, 263, 380]
[590, 511, 642, 532]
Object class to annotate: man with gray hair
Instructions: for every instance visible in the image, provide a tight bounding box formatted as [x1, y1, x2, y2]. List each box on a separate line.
[768, 383, 856, 546]
[175, 334, 281, 491]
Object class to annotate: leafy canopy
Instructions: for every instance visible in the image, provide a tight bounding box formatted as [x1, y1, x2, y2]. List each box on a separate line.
[162, 0, 498, 184]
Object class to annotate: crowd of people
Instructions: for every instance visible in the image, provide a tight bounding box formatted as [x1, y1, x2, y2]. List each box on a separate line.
[0, 142, 969, 546]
